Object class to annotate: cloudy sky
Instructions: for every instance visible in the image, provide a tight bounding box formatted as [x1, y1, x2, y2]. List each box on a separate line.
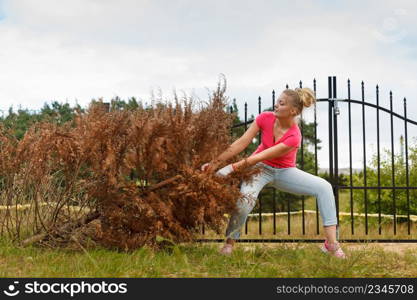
[0, 0, 416, 168]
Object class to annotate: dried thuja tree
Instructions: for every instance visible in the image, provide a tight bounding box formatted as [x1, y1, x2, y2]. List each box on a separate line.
[1, 81, 262, 251]
[0, 118, 97, 243]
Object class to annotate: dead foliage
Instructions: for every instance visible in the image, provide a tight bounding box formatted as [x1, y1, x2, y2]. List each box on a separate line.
[0, 80, 261, 251]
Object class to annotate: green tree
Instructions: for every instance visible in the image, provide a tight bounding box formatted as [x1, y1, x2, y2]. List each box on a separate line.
[0, 97, 151, 140]
[108, 96, 142, 111]
[1, 107, 42, 139]
[352, 138, 417, 217]
[0, 101, 84, 139]
[40, 101, 79, 125]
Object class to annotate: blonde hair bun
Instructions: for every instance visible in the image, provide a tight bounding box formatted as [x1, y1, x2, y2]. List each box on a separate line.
[295, 87, 316, 108]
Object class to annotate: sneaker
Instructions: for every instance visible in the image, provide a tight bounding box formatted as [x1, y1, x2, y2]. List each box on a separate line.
[320, 240, 347, 259]
[219, 243, 233, 255]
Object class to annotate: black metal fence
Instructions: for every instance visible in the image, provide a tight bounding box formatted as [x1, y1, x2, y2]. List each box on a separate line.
[199, 76, 417, 243]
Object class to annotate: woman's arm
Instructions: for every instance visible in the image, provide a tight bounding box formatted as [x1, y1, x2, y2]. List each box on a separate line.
[232, 143, 296, 170]
[209, 120, 260, 167]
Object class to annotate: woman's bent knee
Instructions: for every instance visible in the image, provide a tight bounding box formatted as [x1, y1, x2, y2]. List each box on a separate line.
[317, 178, 333, 194]
[236, 198, 255, 215]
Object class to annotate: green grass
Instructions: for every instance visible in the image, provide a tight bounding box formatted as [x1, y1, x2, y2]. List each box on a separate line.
[1, 190, 417, 277]
[1, 237, 417, 277]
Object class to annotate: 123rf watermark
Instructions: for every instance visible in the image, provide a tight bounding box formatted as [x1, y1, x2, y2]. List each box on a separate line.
[3, 280, 127, 297]
[276, 284, 415, 296]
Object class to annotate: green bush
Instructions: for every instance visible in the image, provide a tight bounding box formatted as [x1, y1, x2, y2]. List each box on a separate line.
[352, 141, 417, 216]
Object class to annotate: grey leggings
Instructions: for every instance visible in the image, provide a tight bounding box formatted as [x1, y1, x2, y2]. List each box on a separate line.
[216, 162, 338, 240]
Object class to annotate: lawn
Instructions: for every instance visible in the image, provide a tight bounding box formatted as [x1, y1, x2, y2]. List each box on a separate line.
[1, 237, 417, 277]
[1, 191, 417, 278]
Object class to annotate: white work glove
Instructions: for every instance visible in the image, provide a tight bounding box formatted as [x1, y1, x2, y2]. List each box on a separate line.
[215, 164, 234, 177]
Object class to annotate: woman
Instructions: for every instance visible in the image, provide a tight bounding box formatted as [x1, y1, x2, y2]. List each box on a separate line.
[201, 87, 346, 259]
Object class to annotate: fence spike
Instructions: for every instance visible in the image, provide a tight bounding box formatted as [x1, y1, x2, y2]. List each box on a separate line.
[258, 96, 262, 113]
[347, 79, 351, 99]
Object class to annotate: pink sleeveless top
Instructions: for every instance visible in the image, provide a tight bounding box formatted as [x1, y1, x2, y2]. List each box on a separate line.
[249, 111, 301, 168]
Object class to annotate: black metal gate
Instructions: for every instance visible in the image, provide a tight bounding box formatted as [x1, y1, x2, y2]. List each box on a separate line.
[199, 76, 417, 243]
